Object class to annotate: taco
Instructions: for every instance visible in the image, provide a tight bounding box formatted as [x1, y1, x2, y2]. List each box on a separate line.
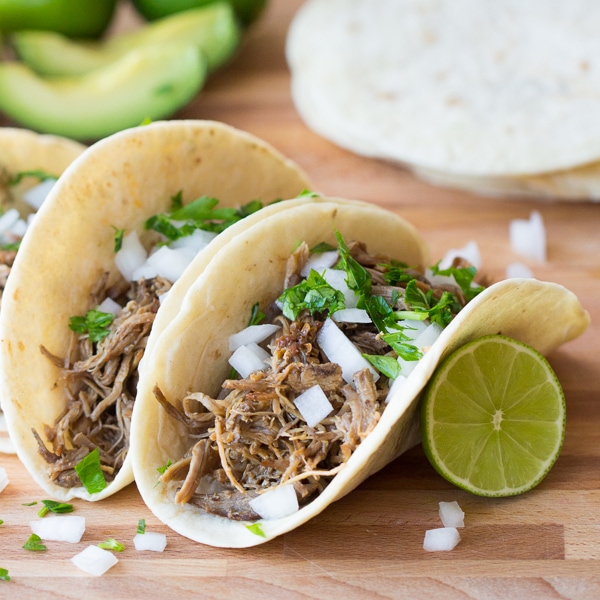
[130, 196, 587, 547]
[0, 127, 85, 454]
[0, 119, 310, 499]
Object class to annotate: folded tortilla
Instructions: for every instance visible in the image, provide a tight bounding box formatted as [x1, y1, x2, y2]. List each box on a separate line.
[130, 196, 588, 547]
[0, 119, 310, 499]
[0, 127, 85, 454]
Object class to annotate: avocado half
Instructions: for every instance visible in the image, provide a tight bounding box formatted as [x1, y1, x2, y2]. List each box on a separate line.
[12, 2, 240, 77]
[0, 42, 207, 140]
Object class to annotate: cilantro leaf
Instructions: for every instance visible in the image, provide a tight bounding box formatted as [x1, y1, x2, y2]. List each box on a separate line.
[430, 261, 485, 301]
[335, 231, 371, 297]
[0, 568, 9, 581]
[137, 519, 146, 534]
[362, 354, 401, 379]
[23, 533, 46, 552]
[74, 448, 107, 494]
[381, 331, 423, 361]
[69, 309, 114, 343]
[38, 500, 74, 517]
[248, 302, 265, 326]
[156, 460, 172, 475]
[246, 523, 266, 537]
[278, 269, 345, 320]
[0, 241, 20, 252]
[112, 226, 125, 253]
[8, 170, 57, 186]
[98, 538, 125, 552]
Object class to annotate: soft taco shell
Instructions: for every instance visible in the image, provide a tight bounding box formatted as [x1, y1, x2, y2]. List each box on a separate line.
[130, 196, 589, 547]
[0, 119, 311, 499]
[0, 127, 85, 454]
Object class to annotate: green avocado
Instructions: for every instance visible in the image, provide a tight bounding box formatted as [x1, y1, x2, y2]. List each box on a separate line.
[12, 2, 239, 78]
[0, 42, 207, 140]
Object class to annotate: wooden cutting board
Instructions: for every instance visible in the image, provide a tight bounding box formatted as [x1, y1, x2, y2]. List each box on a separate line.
[1, 1, 599, 597]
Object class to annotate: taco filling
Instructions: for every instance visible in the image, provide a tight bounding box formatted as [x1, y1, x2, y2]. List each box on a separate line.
[155, 232, 487, 521]
[33, 195, 266, 490]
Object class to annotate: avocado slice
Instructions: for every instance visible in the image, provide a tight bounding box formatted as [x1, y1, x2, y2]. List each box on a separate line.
[12, 2, 239, 77]
[0, 42, 207, 140]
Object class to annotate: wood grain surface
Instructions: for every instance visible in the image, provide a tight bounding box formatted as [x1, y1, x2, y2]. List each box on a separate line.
[1, 1, 599, 598]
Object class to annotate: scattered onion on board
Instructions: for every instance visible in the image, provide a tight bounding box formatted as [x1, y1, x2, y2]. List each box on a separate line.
[439, 501, 465, 528]
[423, 527, 461, 552]
[509, 211, 546, 263]
[133, 531, 167, 552]
[0, 467, 8, 493]
[30, 515, 86, 543]
[71, 545, 118, 576]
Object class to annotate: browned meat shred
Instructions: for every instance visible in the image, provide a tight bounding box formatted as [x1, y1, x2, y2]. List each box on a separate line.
[35, 274, 171, 488]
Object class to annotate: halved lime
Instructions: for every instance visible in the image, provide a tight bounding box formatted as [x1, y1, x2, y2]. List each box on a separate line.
[420, 335, 565, 497]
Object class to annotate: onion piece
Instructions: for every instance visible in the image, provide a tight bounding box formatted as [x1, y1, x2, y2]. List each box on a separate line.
[0, 467, 8, 493]
[168, 228, 217, 252]
[316, 317, 379, 384]
[115, 231, 147, 282]
[30, 515, 85, 543]
[414, 322, 443, 351]
[229, 324, 280, 351]
[228, 343, 270, 378]
[146, 245, 193, 283]
[294, 384, 334, 427]
[439, 240, 481, 270]
[506, 261, 534, 279]
[300, 250, 339, 277]
[133, 531, 167, 552]
[395, 319, 429, 340]
[71, 545, 118, 576]
[322, 268, 359, 308]
[331, 308, 371, 324]
[423, 527, 461, 552]
[386, 374, 407, 402]
[97, 297, 122, 316]
[509, 210, 546, 263]
[9, 218, 28, 238]
[439, 501, 465, 528]
[22, 178, 56, 211]
[0, 208, 20, 234]
[249, 484, 299, 520]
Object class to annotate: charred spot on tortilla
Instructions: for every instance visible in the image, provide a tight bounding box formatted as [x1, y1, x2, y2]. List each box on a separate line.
[154, 234, 485, 520]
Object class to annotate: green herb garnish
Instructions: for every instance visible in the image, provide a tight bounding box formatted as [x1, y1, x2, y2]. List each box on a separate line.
[22, 534, 46, 552]
[278, 269, 345, 320]
[112, 226, 125, 253]
[0, 568, 10, 581]
[98, 538, 125, 552]
[74, 448, 107, 494]
[69, 309, 114, 343]
[404, 280, 461, 327]
[137, 519, 146, 534]
[0, 241, 20, 252]
[310, 241, 337, 253]
[429, 261, 485, 301]
[248, 302, 265, 327]
[246, 523, 266, 538]
[156, 460, 172, 475]
[22, 501, 37, 506]
[8, 170, 57, 186]
[362, 354, 402, 379]
[38, 500, 74, 517]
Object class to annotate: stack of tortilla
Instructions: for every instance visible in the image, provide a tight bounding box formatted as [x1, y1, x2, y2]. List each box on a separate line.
[286, 0, 600, 201]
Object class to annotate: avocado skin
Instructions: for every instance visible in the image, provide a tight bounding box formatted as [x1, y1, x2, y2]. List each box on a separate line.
[0, 43, 207, 141]
[0, 0, 118, 38]
[12, 3, 240, 78]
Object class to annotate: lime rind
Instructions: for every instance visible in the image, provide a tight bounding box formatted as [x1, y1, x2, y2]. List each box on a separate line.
[421, 334, 566, 497]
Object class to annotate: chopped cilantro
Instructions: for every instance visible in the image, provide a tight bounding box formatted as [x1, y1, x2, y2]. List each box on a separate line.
[278, 269, 345, 320]
[404, 280, 461, 327]
[296, 189, 318, 198]
[0, 241, 20, 252]
[98, 538, 125, 552]
[22, 534, 46, 552]
[22, 501, 37, 506]
[335, 231, 371, 297]
[430, 261, 485, 301]
[0, 519, 3, 525]
[246, 523, 266, 537]
[156, 460, 172, 475]
[69, 309, 114, 343]
[0, 568, 10, 582]
[137, 519, 146, 534]
[74, 448, 107, 494]
[248, 302, 265, 326]
[362, 354, 401, 379]
[381, 331, 423, 362]
[8, 169, 57, 186]
[112, 226, 125, 253]
[310, 241, 337, 254]
[38, 500, 74, 517]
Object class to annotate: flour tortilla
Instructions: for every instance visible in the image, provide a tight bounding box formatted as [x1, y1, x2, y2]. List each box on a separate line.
[0, 119, 310, 500]
[130, 197, 589, 547]
[0, 127, 85, 454]
[287, 0, 600, 196]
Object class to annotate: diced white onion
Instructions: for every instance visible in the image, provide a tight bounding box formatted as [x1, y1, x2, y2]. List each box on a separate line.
[228, 343, 270, 378]
[414, 322, 443, 351]
[97, 297, 122, 316]
[0, 208, 20, 234]
[385, 374, 407, 402]
[229, 324, 280, 351]
[9, 218, 28, 238]
[71, 545, 118, 576]
[168, 228, 217, 252]
[248, 484, 299, 520]
[397, 357, 419, 377]
[331, 308, 371, 324]
[294, 384, 334, 427]
[439, 501, 465, 528]
[395, 319, 429, 340]
[196, 475, 227, 495]
[30, 515, 85, 543]
[322, 268, 359, 308]
[316, 318, 379, 384]
[423, 527, 461, 552]
[439, 240, 481, 270]
[505, 261, 534, 279]
[133, 531, 167, 552]
[0, 467, 8, 493]
[300, 250, 339, 277]
[146, 245, 192, 283]
[509, 210, 546, 263]
[115, 231, 147, 282]
[22, 178, 56, 211]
